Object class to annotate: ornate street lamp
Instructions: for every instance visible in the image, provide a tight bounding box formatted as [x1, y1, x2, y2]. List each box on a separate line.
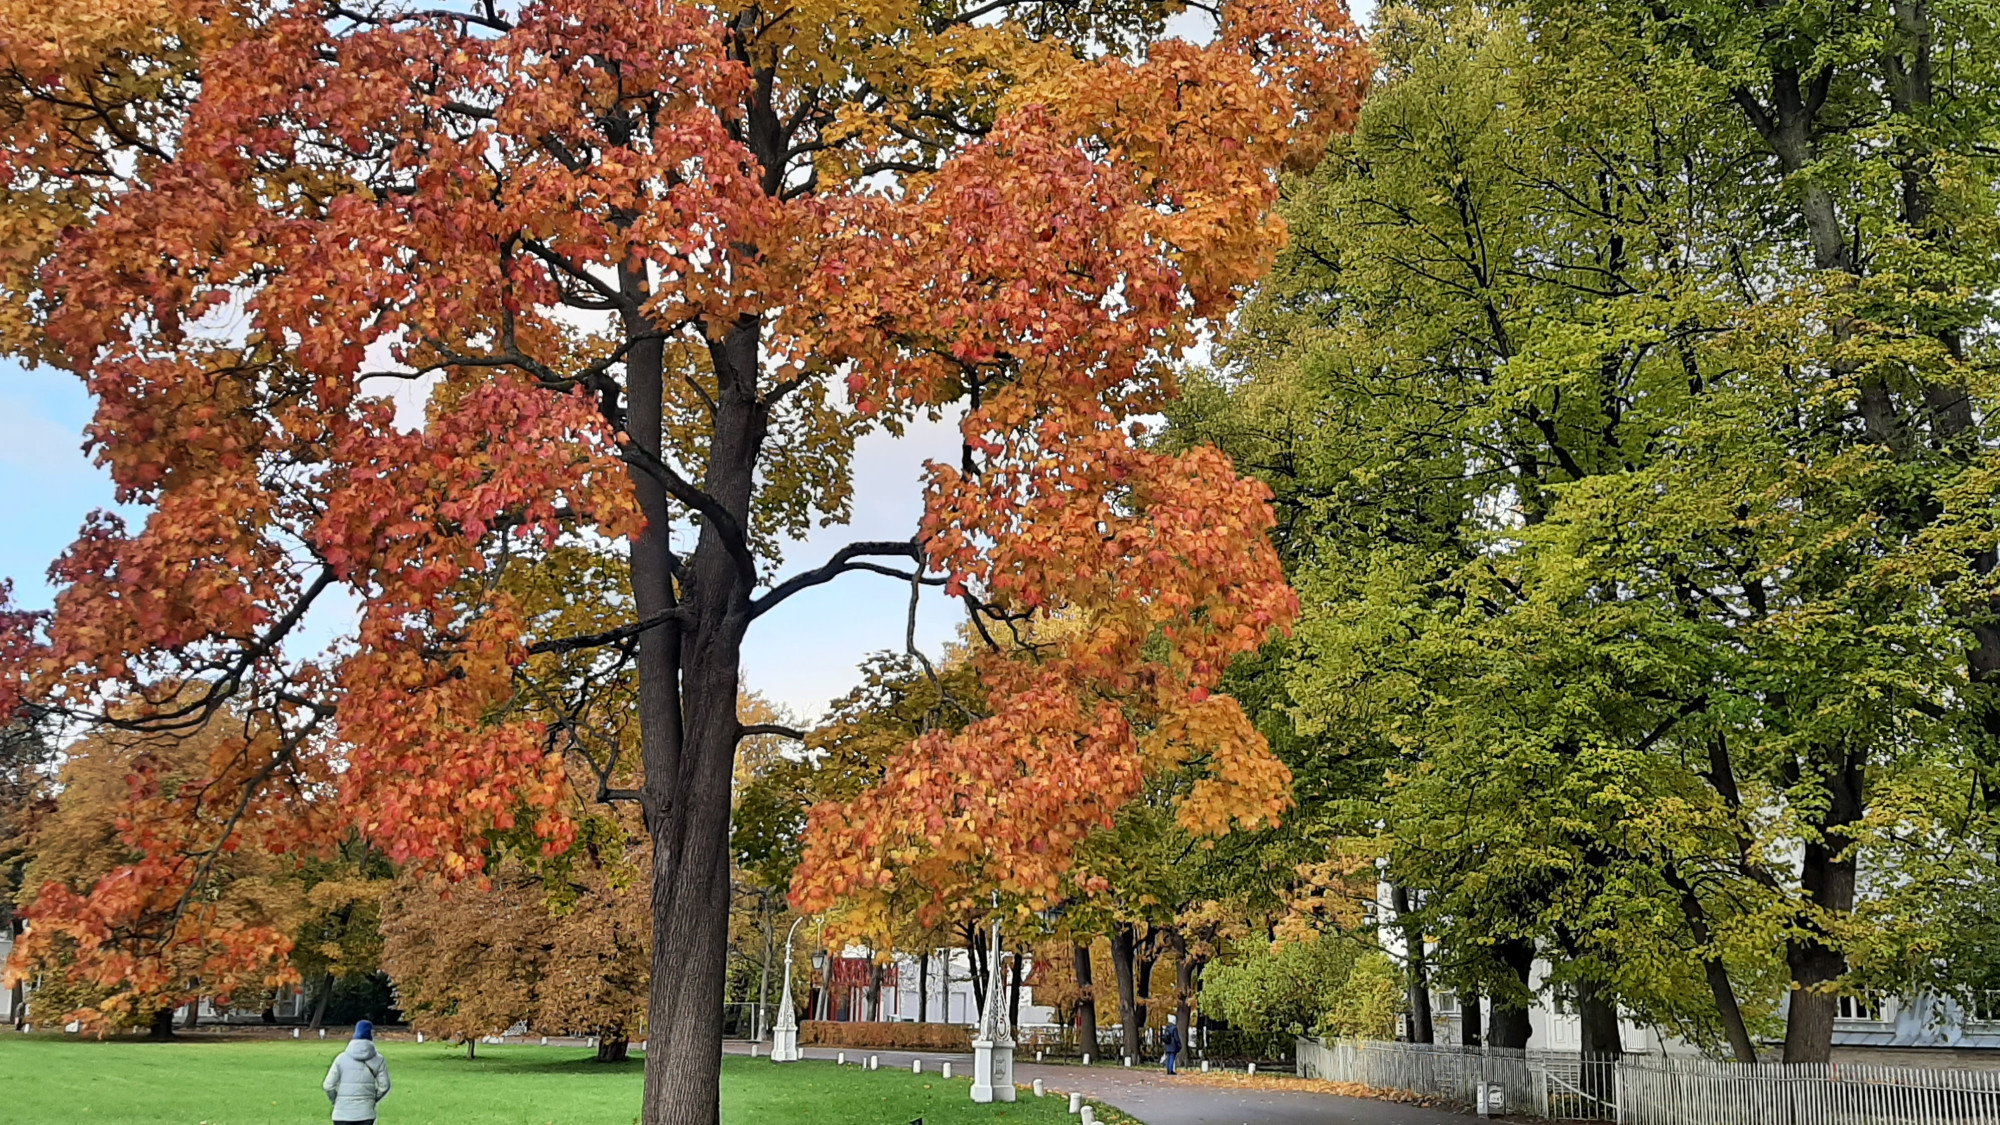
[770, 916, 809, 1062]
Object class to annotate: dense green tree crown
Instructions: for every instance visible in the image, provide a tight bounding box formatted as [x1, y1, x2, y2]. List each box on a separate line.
[1171, 0, 2000, 1060]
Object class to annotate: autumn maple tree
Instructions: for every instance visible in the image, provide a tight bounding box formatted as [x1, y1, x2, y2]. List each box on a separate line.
[0, 0, 1362, 1119]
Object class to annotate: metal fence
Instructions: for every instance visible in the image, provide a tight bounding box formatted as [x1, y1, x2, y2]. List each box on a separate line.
[1297, 1037, 2000, 1124]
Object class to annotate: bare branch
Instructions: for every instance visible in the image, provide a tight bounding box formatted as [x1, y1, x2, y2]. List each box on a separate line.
[750, 539, 936, 620]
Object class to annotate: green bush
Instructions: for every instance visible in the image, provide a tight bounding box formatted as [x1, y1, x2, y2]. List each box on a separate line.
[1200, 932, 1402, 1040]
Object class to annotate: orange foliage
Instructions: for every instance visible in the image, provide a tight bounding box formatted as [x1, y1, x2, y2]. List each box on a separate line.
[0, 0, 1367, 1049]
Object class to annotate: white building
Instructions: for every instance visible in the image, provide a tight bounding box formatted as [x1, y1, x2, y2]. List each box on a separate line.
[820, 946, 1055, 1028]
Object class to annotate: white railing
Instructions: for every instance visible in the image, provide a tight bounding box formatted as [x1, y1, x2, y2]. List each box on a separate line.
[1297, 1037, 2000, 1124]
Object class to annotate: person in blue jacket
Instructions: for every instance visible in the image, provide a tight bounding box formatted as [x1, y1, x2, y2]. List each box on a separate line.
[323, 1020, 393, 1124]
[1161, 1014, 1183, 1075]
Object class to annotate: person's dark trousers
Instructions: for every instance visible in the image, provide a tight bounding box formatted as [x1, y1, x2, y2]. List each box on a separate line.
[1164, 1051, 1178, 1075]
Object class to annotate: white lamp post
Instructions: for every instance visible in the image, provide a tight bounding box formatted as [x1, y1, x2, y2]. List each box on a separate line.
[769, 917, 809, 1063]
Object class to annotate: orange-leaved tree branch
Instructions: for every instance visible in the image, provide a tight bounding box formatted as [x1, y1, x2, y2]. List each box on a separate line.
[0, 0, 1364, 1119]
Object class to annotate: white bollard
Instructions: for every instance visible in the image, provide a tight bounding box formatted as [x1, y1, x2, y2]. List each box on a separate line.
[1037, 1050, 1044, 1062]
[318, 1029, 327, 1040]
[416, 1032, 425, 1044]
[750, 1043, 759, 1058]
[1080, 1108, 1096, 1125]
[1247, 1062, 1257, 1076]
[837, 1052, 846, 1066]
[639, 1041, 647, 1051]
[942, 1062, 952, 1080]
[291, 1029, 300, 1039]
[1068, 1092, 1083, 1114]
[869, 1055, 879, 1071]
[1081, 1053, 1091, 1066]
[1033, 1079, 1045, 1098]
[1201, 1060, 1210, 1073]
[540, 1036, 548, 1046]
[1123, 1056, 1133, 1068]
[913, 1059, 924, 1074]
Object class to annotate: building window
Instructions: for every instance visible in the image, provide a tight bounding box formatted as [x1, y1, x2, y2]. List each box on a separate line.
[1834, 993, 1885, 1023]
[1969, 990, 2000, 1025]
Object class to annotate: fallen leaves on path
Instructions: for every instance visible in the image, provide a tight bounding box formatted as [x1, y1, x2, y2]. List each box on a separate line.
[1173, 1070, 1447, 1107]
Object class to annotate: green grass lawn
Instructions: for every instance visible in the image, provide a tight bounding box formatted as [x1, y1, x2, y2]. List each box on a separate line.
[0, 1036, 1079, 1125]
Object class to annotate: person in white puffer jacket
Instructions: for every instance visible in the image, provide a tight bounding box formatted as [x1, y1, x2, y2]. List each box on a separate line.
[322, 1020, 393, 1124]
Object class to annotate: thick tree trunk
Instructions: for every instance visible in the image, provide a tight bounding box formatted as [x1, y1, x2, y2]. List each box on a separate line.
[183, 998, 200, 1030]
[1487, 938, 1535, 1050]
[310, 972, 334, 1031]
[867, 960, 885, 1021]
[1577, 979, 1621, 1108]
[467, 1038, 476, 1060]
[1577, 979, 1622, 1059]
[1112, 924, 1142, 1062]
[629, 298, 766, 1123]
[1459, 985, 1482, 1047]
[1780, 745, 1863, 1064]
[598, 1033, 631, 1063]
[1073, 943, 1099, 1057]
[148, 1008, 177, 1040]
[1392, 886, 1433, 1044]
[260, 1005, 276, 1026]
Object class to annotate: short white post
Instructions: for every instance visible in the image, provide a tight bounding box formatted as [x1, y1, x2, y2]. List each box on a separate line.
[1201, 1060, 1210, 1073]
[1037, 1050, 1044, 1062]
[416, 1032, 425, 1044]
[942, 1062, 953, 1080]
[540, 1036, 548, 1046]
[1082, 1053, 1091, 1066]
[913, 1059, 924, 1074]
[1033, 1079, 1045, 1098]
[1068, 1092, 1083, 1114]
[1247, 1063, 1257, 1076]
[869, 1055, 879, 1071]
[318, 1029, 327, 1040]
[837, 1052, 846, 1066]
[1080, 1108, 1096, 1125]
[291, 1028, 300, 1039]
[750, 1043, 759, 1058]
[1123, 1056, 1132, 1068]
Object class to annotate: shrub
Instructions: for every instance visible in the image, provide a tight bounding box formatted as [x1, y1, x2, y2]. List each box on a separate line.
[799, 1021, 973, 1050]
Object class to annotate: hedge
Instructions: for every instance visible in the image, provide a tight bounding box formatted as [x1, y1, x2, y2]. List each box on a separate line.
[799, 1021, 973, 1050]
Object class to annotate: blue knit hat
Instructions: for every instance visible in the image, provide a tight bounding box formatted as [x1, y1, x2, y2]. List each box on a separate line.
[353, 1020, 374, 1040]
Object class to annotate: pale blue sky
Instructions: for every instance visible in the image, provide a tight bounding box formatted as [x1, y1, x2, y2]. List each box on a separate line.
[0, 356, 965, 719]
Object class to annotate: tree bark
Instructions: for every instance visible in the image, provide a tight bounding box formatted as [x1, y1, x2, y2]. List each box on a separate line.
[1783, 749, 1864, 1064]
[1173, 944, 1195, 1036]
[1577, 979, 1621, 1108]
[1073, 943, 1098, 1057]
[183, 998, 200, 1030]
[1459, 985, 1482, 1047]
[1112, 923, 1143, 1062]
[1392, 886, 1433, 1044]
[966, 924, 988, 1016]
[1487, 938, 1535, 1050]
[598, 1032, 631, 1063]
[1663, 864, 1756, 1062]
[867, 960, 885, 1022]
[1008, 946, 1023, 1028]
[310, 972, 334, 1032]
[148, 1008, 177, 1040]
[918, 949, 930, 1023]
[630, 287, 766, 1123]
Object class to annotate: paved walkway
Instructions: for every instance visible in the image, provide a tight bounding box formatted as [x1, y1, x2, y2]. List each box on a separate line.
[721, 1043, 1476, 1125]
